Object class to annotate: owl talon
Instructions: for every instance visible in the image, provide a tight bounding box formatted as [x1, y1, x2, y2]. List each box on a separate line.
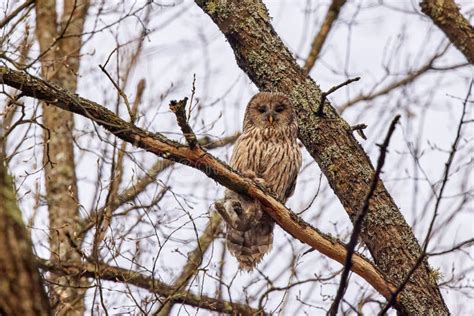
[240, 170, 267, 189]
[252, 178, 276, 197]
[240, 170, 258, 179]
[231, 200, 243, 216]
[215, 199, 252, 231]
[253, 177, 266, 188]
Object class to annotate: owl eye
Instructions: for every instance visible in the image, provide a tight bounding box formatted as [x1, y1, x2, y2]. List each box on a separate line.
[257, 106, 266, 113]
[275, 105, 285, 113]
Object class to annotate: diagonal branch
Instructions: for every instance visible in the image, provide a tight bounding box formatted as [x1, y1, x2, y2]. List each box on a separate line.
[0, 65, 395, 301]
[420, 0, 474, 64]
[78, 134, 238, 238]
[303, 0, 347, 74]
[0, 0, 35, 29]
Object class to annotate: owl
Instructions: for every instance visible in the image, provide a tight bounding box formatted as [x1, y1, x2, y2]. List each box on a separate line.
[216, 92, 302, 271]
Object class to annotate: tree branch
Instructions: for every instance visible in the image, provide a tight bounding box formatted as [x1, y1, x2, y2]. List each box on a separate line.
[317, 77, 360, 116]
[303, 0, 347, 74]
[0, 65, 395, 301]
[420, 0, 474, 64]
[0, 0, 35, 29]
[169, 97, 198, 148]
[36, 258, 263, 315]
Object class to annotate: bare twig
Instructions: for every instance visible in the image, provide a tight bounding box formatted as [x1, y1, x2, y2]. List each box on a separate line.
[99, 64, 133, 120]
[170, 97, 198, 148]
[0, 0, 35, 29]
[154, 212, 222, 315]
[350, 123, 368, 140]
[259, 272, 340, 311]
[379, 81, 472, 315]
[429, 238, 474, 257]
[329, 114, 401, 316]
[317, 77, 360, 116]
[130, 79, 146, 123]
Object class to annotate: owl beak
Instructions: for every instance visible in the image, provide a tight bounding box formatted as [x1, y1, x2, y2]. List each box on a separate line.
[268, 115, 274, 125]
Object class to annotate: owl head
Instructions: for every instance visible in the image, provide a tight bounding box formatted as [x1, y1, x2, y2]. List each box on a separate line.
[243, 92, 296, 131]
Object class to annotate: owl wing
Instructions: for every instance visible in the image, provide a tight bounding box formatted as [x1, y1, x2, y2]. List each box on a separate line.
[285, 172, 298, 199]
[284, 145, 302, 201]
[229, 134, 259, 174]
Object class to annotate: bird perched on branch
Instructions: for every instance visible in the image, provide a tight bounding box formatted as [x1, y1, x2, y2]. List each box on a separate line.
[216, 92, 302, 270]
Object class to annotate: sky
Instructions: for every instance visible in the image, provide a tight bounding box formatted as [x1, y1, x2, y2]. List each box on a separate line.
[2, 0, 473, 314]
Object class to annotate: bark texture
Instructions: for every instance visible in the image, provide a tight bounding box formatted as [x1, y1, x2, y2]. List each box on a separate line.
[194, 0, 448, 314]
[0, 154, 51, 316]
[420, 0, 474, 64]
[34, 0, 90, 314]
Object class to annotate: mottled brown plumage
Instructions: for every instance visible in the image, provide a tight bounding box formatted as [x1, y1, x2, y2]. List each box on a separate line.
[218, 92, 302, 270]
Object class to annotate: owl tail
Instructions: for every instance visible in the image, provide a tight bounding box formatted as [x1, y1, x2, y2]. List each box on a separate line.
[226, 220, 274, 271]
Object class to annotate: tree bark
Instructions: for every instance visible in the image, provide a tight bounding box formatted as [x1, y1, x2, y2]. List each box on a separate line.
[34, 0, 90, 314]
[0, 153, 51, 316]
[194, 0, 448, 314]
[420, 0, 474, 64]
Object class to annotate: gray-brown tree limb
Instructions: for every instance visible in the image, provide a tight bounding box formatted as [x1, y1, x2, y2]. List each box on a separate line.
[36, 258, 263, 315]
[0, 65, 395, 303]
[193, 0, 448, 314]
[303, 0, 347, 74]
[420, 0, 474, 64]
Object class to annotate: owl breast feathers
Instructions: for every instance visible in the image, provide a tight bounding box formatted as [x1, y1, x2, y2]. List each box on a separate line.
[216, 92, 302, 271]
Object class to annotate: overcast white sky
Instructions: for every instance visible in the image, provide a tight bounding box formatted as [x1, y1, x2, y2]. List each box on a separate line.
[2, 0, 473, 314]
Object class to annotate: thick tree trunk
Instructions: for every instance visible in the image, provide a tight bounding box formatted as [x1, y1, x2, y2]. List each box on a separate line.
[35, 0, 90, 314]
[0, 153, 51, 316]
[194, 0, 448, 314]
[420, 0, 474, 64]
